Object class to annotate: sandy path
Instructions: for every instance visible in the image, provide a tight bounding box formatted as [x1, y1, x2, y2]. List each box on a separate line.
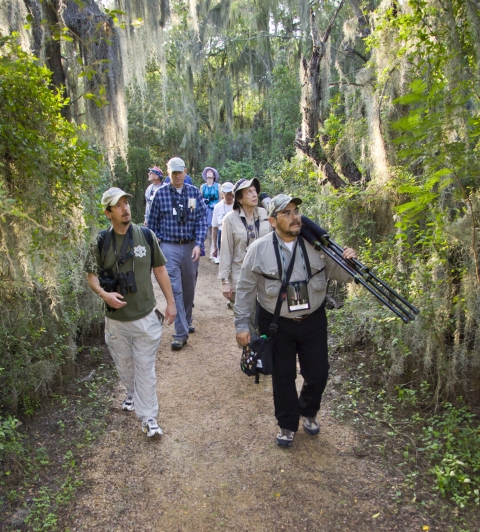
[64, 257, 416, 531]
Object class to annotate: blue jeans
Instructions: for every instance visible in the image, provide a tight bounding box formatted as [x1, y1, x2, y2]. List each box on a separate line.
[161, 241, 199, 341]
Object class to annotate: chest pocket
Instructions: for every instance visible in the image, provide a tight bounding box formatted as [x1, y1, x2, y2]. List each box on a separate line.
[308, 258, 327, 292]
[232, 226, 248, 251]
[260, 268, 282, 296]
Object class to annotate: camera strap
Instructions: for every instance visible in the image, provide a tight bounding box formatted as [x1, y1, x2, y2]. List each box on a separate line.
[266, 233, 298, 336]
[111, 224, 135, 270]
[240, 216, 260, 246]
[170, 185, 187, 222]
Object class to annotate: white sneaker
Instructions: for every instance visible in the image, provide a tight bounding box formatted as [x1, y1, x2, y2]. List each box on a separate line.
[213, 257, 220, 264]
[122, 395, 134, 411]
[142, 419, 163, 437]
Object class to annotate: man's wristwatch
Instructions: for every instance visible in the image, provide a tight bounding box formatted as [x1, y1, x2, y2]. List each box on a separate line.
[222, 278, 230, 285]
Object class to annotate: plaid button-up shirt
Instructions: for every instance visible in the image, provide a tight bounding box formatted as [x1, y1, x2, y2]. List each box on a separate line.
[147, 183, 207, 247]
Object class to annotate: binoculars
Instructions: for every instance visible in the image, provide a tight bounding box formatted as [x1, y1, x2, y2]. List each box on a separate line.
[117, 271, 137, 296]
[99, 269, 137, 298]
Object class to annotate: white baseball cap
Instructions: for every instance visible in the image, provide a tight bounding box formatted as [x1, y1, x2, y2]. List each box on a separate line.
[167, 157, 186, 172]
[221, 182, 234, 193]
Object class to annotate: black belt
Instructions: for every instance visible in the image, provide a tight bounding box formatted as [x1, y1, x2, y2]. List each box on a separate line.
[292, 314, 312, 322]
[161, 239, 195, 245]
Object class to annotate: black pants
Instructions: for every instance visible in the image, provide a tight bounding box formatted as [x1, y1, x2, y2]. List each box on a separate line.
[257, 304, 329, 432]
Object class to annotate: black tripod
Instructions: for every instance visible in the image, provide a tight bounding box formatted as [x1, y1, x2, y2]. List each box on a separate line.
[300, 216, 420, 323]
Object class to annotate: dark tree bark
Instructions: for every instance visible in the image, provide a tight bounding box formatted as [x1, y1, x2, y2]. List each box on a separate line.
[334, 143, 363, 184]
[295, 3, 347, 188]
[23, 0, 72, 121]
[295, 2, 364, 189]
[22, 0, 43, 57]
[349, 0, 372, 36]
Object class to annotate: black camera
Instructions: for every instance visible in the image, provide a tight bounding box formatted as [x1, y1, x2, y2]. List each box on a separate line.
[205, 195, 215, 205]
[99, 268, 118, 293]
[99, 268, 118, 312]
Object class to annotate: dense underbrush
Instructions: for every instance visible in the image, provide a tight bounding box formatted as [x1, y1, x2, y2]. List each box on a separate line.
[0, 342, 116, 531]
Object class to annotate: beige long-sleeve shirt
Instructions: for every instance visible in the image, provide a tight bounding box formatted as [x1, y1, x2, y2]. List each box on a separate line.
[234, 232, 354, 332]
[218, 206, 270, 290]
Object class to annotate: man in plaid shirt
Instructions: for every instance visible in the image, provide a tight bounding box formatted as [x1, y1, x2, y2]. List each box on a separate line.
[148, 157, 207, 350]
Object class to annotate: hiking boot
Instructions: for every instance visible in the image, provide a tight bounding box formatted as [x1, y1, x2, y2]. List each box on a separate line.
[188, 325, 195, 333]
[122, 395, 134, 412]
[276, 428, 295, 447]
[142, 419, 163, 437]
[171, 339, 187, 350]
[302, 416, 320, 435]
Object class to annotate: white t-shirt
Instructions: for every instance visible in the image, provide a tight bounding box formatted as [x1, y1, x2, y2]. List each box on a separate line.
[212, 200, 234, 230]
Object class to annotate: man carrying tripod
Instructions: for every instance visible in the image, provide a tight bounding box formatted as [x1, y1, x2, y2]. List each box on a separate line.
[85, 187, 176, 437]
[234, 194, 357, 447]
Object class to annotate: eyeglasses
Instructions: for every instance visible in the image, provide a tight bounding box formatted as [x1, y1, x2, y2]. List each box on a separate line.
[247, 225, 256, 240]
[277, 208, 300, 218]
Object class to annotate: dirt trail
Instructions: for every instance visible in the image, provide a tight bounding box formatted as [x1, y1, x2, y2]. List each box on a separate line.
[63, 258, 424, 531]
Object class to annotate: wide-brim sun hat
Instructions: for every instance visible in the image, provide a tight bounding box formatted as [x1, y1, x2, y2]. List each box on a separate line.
[233, 177, 261, 210]
[202, 166, 220, 182]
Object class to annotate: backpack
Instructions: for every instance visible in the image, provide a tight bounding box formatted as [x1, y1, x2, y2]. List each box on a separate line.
[97, 226, 155, 269]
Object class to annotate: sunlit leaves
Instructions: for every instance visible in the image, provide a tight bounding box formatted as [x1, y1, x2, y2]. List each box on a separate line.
[0, 34, 101, 245]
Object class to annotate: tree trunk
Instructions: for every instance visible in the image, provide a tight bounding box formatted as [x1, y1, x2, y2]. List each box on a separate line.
[295, 3, 349, 188]
[23, 0, 72, 121]
[349, 0, 372, 36]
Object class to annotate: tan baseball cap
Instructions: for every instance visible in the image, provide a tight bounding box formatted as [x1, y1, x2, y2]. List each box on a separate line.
[101, 187, 132, 208]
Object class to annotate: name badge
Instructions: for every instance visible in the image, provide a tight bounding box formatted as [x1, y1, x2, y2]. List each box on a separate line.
[188, 198, 196, 209]
[173, 208, 177, 215]
[286, 281, 311, 312]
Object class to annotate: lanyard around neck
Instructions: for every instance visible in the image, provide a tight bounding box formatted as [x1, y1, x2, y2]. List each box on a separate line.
[278, 238, 308, 283]
[274, 233, 314, 283]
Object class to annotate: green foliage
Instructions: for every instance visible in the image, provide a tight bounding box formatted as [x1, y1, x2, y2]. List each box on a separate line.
[219, 160, 256, 182]
[122, 1, 305, 208]
[330, 357, 480, 510]
[0, 415, 24, 465]
[420, 403, 480, 507]
[0, 34, 104, 414]
[307, 0, 480, 424]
